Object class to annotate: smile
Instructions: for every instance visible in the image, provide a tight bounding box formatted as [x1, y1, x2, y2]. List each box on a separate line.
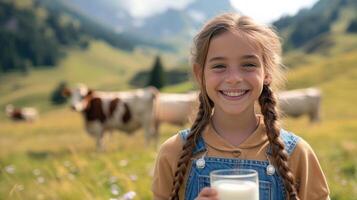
[219, 89, 250, 99]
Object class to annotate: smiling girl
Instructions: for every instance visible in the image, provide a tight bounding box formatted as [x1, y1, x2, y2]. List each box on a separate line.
[152, 13, 330, 200]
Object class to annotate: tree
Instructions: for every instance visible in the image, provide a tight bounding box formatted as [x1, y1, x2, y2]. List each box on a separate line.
[50, 81, 68, 105]
[347, 19, 357, 33]
[147, 55, 166, 89]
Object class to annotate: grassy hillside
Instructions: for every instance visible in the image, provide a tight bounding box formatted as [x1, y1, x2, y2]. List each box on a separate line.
[1, 41, 357, 200]
[282, 34, 357, 200]
[1, 14, 357, 200]
[0, 40, 172, 117]
[0, 39, 183, 199]
[0, 106, 173, 199]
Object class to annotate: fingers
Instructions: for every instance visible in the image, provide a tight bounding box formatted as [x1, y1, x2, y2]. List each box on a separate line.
[196, 198, 218, 200]
[196, 187, 219, 200]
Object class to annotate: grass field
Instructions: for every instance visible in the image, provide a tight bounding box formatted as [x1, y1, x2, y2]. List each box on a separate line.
[1, 35, 357, 199]
[0, 107, 174, 200]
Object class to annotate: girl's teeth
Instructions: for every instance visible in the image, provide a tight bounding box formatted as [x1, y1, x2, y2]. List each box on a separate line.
[222, 91, 246, 97]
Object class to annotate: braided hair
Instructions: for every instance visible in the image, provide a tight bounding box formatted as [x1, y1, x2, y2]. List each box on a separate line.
[259, 85, 299, 199]
[169, 13, 300, 199]
[169, 93, 212, 200]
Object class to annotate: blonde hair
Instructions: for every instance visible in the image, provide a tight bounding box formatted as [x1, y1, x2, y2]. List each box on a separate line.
[169, 13, 299, 200]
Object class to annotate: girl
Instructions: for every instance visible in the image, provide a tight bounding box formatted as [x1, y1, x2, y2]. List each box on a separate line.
[152, 13, 330, 200]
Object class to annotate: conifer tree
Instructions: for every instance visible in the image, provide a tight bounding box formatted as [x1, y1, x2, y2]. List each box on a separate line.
[147, 55, 166, 89]
[50, 81, 68, 105]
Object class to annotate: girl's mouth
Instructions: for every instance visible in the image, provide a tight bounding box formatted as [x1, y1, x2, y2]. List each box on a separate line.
[219, 89, 250, 100]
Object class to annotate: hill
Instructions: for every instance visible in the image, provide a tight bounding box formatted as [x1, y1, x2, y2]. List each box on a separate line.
[0, 0, 171, 73]
[273, 0, 357, 51]
[59, 0, 237, 49]
[0, 40, 164, 116]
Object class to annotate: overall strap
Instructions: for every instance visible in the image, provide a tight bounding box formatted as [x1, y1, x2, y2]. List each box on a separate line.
[267, 129, 300, 156]
[178, 129, 206, 155]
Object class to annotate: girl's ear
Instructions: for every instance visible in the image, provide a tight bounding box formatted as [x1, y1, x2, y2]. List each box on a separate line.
[264, 74, 272, 85]
[193, 63, 203, 84]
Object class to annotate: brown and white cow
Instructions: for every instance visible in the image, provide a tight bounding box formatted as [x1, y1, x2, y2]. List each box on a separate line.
[5, 104, 38, 122]
[278, 87, 321, 123]
[63, 84, 158, 150]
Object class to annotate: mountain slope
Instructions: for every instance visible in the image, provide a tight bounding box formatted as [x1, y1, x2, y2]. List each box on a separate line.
[58, 0, 237, 49]
[0, 0, 172, 73]
[126, 0, 236, 48]
[273, 0, 357, 51]
[37, 0, 172, 51]
[0, 40, 156, 115]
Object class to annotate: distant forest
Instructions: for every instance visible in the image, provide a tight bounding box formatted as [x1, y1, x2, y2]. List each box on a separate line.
[273, 0, 357, 51]
[0, 0, 83, 72]
[0, 0, 170, 74]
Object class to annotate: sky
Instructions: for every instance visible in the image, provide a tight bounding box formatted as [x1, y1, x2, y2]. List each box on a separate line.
[121, 0, 319, 24]
[230, 0, 319, 23]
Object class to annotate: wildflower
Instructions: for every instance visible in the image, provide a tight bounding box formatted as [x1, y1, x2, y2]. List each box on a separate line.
[16, 184, 24, 191]
[122, 191, 136, 200]
[5, 165, 15, 174]
[37, 176, 45, 184]
[109, 176, 118, 184]
[119, 160, 128, 167]
[129, 174, 137, 181]
[111, 184, 120, 196]
[67, 173, 76, 181]
[33, 169, 41, 176]
[64, 160, 71, 168]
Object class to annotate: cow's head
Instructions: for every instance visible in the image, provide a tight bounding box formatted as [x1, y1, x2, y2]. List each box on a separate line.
[63, 83, 93, 112]
[5, 104, 14, 116]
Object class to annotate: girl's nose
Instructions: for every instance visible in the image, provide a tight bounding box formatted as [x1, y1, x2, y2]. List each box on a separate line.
[225, 68, 243, 84]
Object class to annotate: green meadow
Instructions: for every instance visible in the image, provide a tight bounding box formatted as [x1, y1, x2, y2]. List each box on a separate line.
[1, 33, 357, 200]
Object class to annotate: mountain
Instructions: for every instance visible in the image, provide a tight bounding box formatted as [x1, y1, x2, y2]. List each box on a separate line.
[0, 0, 171, 73]
[128, 0, 236, 41]
[37, 0, 172, 50]
[57, 0, 237, 48]
[58, 0, 134, 33]
[273, 0, 357, 52]
[161, 0, 357, 92]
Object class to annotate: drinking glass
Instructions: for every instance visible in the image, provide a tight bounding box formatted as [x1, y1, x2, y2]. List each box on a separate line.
[210, 169, 259, 200]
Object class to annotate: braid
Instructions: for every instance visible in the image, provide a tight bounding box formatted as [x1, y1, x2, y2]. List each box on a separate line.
[259, 85, 299, 200]
[169, 93, 212, 200]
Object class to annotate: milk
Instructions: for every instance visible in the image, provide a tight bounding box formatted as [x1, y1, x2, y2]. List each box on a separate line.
[211, 180, 259, 200]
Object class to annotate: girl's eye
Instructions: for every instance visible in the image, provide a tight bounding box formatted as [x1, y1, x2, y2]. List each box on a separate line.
[242, 63, 257, 68]
[212, 64, 226, 69]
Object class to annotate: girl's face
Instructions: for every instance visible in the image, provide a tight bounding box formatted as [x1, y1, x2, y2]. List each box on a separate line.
[201, 31, 269, 116]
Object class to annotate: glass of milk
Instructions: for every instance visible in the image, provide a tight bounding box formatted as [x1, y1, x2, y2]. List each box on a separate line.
[210, 169, 259, 200]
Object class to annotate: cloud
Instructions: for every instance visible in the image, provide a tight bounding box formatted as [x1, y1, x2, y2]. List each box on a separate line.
[120, 0, 194, 18]
[119, 0, 318, 23]
[230, 0, 318, 23]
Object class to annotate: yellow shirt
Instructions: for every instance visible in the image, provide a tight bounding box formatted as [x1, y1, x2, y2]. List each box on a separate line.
[152, 116, 330, 200]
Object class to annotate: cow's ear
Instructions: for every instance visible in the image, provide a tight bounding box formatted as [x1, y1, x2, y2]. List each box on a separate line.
[62, 87, 71, 97]
[86, 89, 93, 96]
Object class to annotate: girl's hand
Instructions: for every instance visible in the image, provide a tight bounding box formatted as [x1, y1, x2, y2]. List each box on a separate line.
[196, 187, 219, 200]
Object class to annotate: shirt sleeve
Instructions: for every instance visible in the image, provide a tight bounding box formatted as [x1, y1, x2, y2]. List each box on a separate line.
[289, 138, 330, 200]
[152, 134, 183, 200]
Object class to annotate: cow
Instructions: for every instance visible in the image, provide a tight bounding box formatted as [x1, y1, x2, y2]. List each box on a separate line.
[154, 88, 321, 124]
[155, 92, 198, 126]
[5, 104, 38, 122]
[63, 84, 158, 150]
[277, 87, 321, 123]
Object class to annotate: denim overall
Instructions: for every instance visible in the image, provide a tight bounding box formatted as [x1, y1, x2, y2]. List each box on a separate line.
[179, 128, 300, 200]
